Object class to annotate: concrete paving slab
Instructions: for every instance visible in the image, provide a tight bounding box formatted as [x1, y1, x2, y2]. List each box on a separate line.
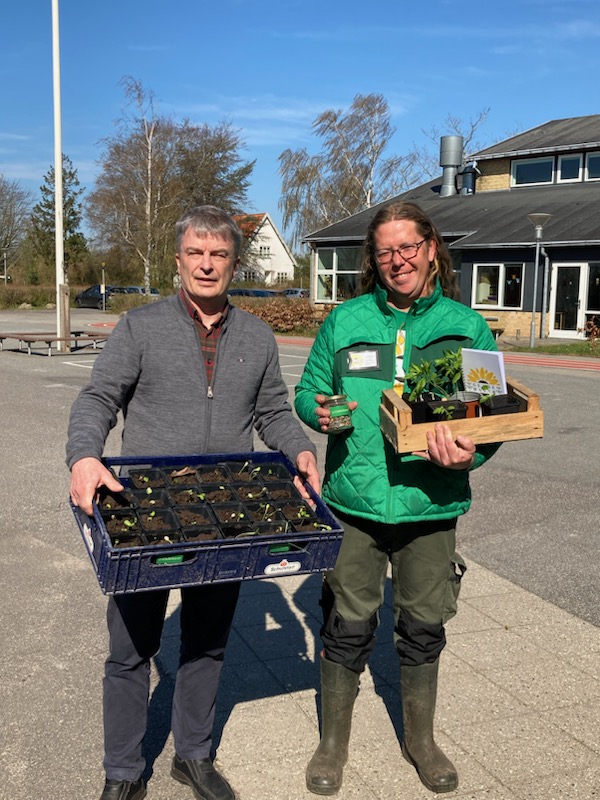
[1, 310, 598, 799]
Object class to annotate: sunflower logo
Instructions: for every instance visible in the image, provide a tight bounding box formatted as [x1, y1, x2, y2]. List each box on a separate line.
[466, 367, 500, 391]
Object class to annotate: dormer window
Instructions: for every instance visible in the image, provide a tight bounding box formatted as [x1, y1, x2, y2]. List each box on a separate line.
[586, 153, 600, 180]
[511, 157, 554, 186]
[510, 151, 599, 186]
[558, 154, 582, 183]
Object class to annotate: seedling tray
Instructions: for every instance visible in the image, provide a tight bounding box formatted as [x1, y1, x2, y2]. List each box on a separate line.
[71, 451, 343, 594]
[379, 376, 543, 454]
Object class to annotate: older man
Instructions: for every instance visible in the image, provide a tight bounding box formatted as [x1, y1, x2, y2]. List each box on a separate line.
[68, 206, 319, 800]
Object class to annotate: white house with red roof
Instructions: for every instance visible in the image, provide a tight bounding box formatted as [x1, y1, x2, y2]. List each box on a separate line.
[233, 213, 296, 285]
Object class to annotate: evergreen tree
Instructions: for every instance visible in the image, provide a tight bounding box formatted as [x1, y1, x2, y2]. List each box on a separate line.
[29, 154, 87, 282]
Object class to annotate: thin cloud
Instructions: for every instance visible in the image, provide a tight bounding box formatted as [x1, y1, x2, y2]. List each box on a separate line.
[166, 91, 415, 148]
[396, 19, 600, 42]
[0, 161, 47, 182]
[557, 19, 600, 38]
[0, 133, 32, 142]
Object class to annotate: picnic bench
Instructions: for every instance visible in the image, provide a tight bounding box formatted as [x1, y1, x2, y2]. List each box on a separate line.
[0, 330, 83, 351]
[0, 330, 110, 356]
[484, 316, 505, 340]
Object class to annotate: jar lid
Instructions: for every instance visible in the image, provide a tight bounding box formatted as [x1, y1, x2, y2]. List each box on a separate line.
[324, 394, 347, 402]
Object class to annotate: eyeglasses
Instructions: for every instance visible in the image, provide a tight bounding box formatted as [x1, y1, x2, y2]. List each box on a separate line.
[375, 240, 426, 265]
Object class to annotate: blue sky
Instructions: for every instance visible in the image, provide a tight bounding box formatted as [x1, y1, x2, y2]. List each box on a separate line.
[1, 0, 599, 239]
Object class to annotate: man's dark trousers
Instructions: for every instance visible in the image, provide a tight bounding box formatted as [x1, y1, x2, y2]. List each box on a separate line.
[103, 582, 241, 781]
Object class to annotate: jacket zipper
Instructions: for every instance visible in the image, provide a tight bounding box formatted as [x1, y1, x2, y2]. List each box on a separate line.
[207, 331, 223, 399]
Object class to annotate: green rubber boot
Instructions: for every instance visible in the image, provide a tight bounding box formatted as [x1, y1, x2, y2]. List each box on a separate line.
[400, 660, 458, 793]
[306, 656, 360, 796]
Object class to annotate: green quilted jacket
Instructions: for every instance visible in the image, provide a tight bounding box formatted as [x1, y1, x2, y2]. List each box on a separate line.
[295, 282, 499, 524]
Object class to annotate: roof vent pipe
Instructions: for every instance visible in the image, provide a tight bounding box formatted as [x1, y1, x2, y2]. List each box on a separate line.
[439, 135, 464, 197]
[459, 160, 481, 195]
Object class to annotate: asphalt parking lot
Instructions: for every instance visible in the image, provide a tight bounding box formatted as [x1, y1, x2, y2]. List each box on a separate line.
[0, 308, 598, 800]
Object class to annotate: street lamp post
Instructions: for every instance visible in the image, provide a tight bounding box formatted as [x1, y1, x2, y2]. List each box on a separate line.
[1, 248, 7, 285]
[527, 213, 552, 349]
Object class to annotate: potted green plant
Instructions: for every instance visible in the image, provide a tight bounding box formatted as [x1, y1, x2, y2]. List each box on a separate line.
[404, 350, 470, 422]
[480, 393, 522, 415]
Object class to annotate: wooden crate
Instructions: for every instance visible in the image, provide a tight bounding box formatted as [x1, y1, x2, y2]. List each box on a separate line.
[379, 376, 543, 454]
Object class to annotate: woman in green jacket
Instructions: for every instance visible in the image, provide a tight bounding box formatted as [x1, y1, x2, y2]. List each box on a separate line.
[295, 201, 498, 796]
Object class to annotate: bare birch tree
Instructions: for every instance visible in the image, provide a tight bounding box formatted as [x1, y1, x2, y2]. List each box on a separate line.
[279, 94, 419, 248]
[411, 108, 492, 180]
[0, 175, 33, 273]
[87, 78, 254, 289]
[87, 78, 180, 291]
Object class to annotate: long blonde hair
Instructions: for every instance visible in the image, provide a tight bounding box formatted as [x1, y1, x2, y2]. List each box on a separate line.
[359, 201, 459, 300]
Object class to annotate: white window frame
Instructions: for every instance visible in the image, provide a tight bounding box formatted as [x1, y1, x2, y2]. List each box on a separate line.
[314, 246, 361, 303]
[510, 156, 555, 187]
[585, 152, 600, 181]
[472, 263, 525, 310]
[557, 153, 582, 183]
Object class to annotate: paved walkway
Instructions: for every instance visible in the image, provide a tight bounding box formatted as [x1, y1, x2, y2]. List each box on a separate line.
[147, 560, 600, 800]
[0, 308, 598, 799]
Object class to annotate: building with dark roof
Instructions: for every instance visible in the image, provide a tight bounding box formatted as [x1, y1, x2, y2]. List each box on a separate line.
[304, 115, 600, 341]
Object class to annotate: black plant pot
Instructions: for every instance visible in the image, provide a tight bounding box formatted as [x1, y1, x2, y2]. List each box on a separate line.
[481, 394, 523, 416]
[402, 392, 435, 424]
[426, 399, 468, 422]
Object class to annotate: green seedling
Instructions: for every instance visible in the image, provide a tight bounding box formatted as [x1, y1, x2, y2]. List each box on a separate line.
[432, 403, 457, 420]
[245, 486, 267, 500]
[260, 503, 277, 521]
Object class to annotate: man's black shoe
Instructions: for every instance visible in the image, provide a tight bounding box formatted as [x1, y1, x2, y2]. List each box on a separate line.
[171, 755, 235, 800]
[99, 778, 146, 800]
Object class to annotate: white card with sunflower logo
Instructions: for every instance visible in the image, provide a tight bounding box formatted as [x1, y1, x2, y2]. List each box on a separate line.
[461, 349, 507, 396]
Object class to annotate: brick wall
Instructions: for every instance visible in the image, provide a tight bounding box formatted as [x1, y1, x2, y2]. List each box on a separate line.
[477, 158, 511, 192]
[478, 309, 547, 340]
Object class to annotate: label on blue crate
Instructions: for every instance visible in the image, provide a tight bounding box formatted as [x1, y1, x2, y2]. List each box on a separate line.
[83, 522, 94, 554]
[155, 554, 185, 565]
[264, 559, 302, 576]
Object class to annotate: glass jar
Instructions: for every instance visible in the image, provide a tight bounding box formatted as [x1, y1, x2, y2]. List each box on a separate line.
[323, 394, 353, 433]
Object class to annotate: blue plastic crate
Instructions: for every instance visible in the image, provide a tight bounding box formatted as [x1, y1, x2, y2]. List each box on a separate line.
[71, 451, 344, 594]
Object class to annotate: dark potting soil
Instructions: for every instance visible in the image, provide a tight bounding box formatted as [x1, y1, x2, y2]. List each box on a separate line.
[167, 466, 200, 485]
[110, 534, 145, 548]
[169, 488, 206, 505]
[183, 528, 220, 542]
[269, 486, 296, 500]
[139, 511, 176, 531]
[176, 508, 214, 527]
[144, 532, 183, 545]
[234, 483, 268, 502]
[129, 470, 166, 489]
[197, 467, 229, 484]
[104, 514, 140, 534]
[205, 487, 235, 503]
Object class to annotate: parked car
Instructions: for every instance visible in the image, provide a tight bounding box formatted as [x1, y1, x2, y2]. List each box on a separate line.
[227, 288, 279, 298]
[248, 289, 279, 297]
[281, 287, 309, 298]
[75, 285, 120, 309]
[125, 286, 161, 296]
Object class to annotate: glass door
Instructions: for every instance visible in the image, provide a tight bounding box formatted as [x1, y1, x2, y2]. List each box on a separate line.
[549, 264, 585, 338]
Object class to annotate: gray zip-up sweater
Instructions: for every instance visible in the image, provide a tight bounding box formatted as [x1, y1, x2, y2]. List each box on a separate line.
[66, 294, 316, 468]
